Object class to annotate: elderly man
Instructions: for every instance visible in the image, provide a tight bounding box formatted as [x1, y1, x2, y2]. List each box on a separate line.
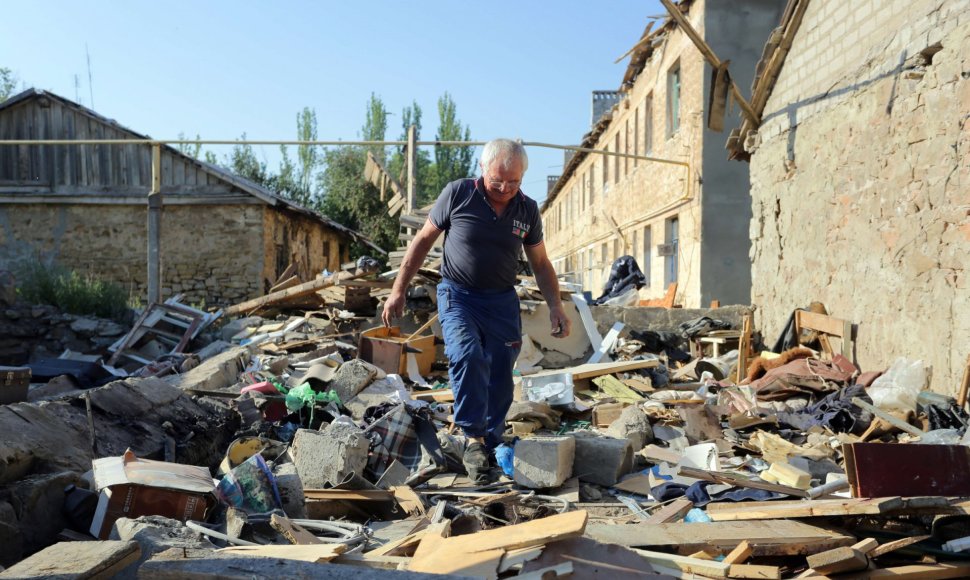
[382, 138, 570, 482]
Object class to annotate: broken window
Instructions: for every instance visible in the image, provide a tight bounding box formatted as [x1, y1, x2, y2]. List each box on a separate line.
[667, 64, 681, 137]
[644, 94, 654, 155]
[664, 217, 679, 286]
[633, 107, 639, 166]
[642, 225, 651, 287]
[602, 145, 609, 191]
[614, 133, 620, 184]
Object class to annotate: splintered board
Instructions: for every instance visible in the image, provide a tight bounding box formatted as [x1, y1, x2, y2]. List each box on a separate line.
[530, 359, 659, 382]
[584, 520, 853, 556]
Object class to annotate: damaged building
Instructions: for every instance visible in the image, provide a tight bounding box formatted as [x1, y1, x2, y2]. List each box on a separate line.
[733, 0, 970, 392]
[541, 0, 786, 308]
[0, 89, 380, 306]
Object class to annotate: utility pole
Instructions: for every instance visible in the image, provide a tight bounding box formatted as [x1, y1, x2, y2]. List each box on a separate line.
[147, 143, 162, 304]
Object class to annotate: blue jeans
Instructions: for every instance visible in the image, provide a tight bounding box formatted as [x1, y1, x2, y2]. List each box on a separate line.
[437, 279, 522, 449]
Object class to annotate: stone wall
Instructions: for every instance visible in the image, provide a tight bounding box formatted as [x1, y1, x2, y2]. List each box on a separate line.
[748, 0, 970, 393]
[0, 203, 265, 306]
[0, 301, 126, 365]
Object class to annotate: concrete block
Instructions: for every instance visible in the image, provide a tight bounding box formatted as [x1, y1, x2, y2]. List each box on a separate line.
[172, 345, 253, 393]
[272, 463, 307, 519]
[513, 437, 576, 489]
[606, 405, 654, 451]
[329, 359, 377, 404]
[290, 423, 369, 488]
[571, 433, 634, 486]
[109, 515, 213, 579]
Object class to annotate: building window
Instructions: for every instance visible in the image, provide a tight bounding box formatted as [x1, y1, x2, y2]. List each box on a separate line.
[623, 120, 630, 176]
[614, 133, 620, 184]
[633, 108, 639, 166]
[613, 237, 622, 260]
[664, 217, 679, 286]
[588, 170, 595, 206]
[581, 172, 587, 209]
[667, 64, 681, 137]
[632, 229, 639, 263]
[602, 147, 609, 191]
[642, 226, 651, 287]
[644, 94, 653, 154]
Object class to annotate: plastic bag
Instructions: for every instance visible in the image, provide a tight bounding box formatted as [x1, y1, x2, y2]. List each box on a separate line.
[601, 285, 640, 307]
[868, 358, 928, 413]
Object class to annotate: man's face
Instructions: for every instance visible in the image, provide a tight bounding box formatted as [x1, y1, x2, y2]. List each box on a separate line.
[481, 158, 525, 204]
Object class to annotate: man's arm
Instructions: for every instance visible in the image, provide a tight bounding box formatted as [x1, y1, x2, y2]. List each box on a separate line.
[524, 242, 571, 338]
[381, 219, 443, 326]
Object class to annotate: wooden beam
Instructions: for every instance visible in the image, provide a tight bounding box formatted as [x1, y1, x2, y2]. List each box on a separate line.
[659, 0, 761, 126]
[644, 498, 694, 524]
[224, 269, 373, 316]
[851, 397, 926, 437]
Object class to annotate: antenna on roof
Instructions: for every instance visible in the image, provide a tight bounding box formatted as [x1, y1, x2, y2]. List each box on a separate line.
[85, 44, 94, 108]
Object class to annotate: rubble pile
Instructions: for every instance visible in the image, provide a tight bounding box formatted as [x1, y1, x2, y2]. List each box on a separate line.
[3, 266, 970, 579]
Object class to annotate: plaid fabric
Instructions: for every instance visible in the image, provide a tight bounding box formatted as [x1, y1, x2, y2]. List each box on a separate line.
[364, 404, 422, 474]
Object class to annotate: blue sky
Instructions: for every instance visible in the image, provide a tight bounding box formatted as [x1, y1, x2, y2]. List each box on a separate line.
[1, 0, 664, 201]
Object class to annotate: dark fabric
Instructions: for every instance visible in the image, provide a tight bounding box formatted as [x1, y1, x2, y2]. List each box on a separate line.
[437, 278, 521, 449]
[678, 317, 732, 339]
[629, 329, 691, 364]
[429, 178, 542, 290]
[771, 310, 800, 354]
[926, 404, 969, 431]
[776, 385, 873, 434]
[363, 403, 446, 476]
[651, 481, 785, 506]
[591, 255, 647, 305]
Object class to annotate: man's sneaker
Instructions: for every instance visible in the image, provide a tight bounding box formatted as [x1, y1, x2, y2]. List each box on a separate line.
[463, 441, 490, 483]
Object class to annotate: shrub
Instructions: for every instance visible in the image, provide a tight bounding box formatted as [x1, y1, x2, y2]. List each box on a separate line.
[15, 260, 129, 321]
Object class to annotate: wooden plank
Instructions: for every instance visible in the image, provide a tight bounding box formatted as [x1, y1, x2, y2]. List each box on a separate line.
[643, 498, 693, 524]
[303, 489, 393, 502]
[678, 466, 811, 498]
[632, 548, 730, 579]
[706, 498, 906, 521]
[729, 564, 781, 579]
[800, 563, 970, 580]
[868, 535, 931, 558]
[0, 540, 140, 579]
[585, 520, 852, 556]
[224, 269, 374, 316]
[534, 359, 660, 381]
[217, 544, 346, 563]
[957, 353, 970, 409]
[269, 513, 321, 545]
[795, 310, 848, 338]
[722, 540, 753, 565]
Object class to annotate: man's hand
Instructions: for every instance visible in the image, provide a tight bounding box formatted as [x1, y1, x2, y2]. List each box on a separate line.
[550, 305, 571, 338]
[382, 290, 406, 327]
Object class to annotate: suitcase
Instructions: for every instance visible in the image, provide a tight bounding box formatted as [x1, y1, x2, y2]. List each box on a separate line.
[0, 366, 30, 404]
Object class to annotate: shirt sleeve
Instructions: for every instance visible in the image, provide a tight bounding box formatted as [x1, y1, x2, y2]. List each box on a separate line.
[524, 202, 544, 246]
[428, 181, 455, 230]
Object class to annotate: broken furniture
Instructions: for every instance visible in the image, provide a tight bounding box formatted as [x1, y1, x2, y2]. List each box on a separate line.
[794, 309, 854, 361]
[107, 296, 219, 368]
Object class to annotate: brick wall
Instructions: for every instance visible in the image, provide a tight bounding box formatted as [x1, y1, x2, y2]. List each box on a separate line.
[749, 0, 970, 393]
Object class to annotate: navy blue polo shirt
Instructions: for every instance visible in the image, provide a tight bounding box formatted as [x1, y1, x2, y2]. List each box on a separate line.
[429, 178, 543, 290]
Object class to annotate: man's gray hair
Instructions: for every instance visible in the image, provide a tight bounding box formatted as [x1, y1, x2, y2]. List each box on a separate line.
[480, 139, 529, 173]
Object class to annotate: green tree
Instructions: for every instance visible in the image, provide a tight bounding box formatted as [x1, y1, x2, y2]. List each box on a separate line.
[296, 107, 318, 195]
[316, 95, 398, 256]
[0, 68, 19, 102]
[227, 133, 269, 184]
[431, 92, 474, 197]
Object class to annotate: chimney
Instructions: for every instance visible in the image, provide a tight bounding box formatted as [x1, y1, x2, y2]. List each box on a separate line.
[547, 175, 561, 196]
[591, 90, 622, 127]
